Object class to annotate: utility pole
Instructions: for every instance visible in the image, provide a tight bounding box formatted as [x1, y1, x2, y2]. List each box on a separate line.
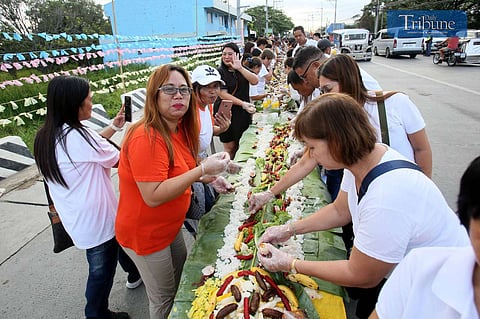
[374, 0, 380, 34]
[237, 0, 241, 39]
[334, 0, 337, 24]
[321, 7, 323, 34]
[265, 0, 269, 37]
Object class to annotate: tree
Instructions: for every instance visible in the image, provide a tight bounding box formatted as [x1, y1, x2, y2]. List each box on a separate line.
[245, 6, 294, 37]
[0, 0, 31, 34]
[356, 0, 480, 32]
[27, 0, 112, 34]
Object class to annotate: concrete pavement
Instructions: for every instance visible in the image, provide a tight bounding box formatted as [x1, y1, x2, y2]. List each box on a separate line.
[0, 162, 162, 319]
[0, 108, 193, 318]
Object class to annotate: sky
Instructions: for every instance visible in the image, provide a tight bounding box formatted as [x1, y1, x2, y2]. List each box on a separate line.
[95, 0, 371, 33]
[235, 0, 371, 31]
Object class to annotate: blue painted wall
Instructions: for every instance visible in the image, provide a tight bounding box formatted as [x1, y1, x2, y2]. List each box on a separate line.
[100, 0, 246, 66]
[103, 0, 243, 38]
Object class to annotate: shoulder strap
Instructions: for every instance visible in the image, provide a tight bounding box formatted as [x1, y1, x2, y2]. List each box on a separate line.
[375, 91, 390, 146]
[358, 160, 422, 203]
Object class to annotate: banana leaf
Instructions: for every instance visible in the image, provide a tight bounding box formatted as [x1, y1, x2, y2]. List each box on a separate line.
[171, 121, 347, 318]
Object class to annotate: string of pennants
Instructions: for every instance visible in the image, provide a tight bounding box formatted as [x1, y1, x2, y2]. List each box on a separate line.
[0, 35, 241, 127]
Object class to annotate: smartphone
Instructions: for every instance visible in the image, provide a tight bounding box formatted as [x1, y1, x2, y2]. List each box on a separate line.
[217, 100, 232, 118]
[124, 96, 132, 122]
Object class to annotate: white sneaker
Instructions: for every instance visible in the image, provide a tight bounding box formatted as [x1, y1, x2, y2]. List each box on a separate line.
[126, 277, 143, 289]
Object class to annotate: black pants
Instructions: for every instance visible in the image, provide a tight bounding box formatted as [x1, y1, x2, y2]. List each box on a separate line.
[346, 278, 387, 319]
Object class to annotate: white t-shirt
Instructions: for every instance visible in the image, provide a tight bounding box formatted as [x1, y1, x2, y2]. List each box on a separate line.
[292, 39, 318, 57]
[359, 68, 381, 91]
[376, 246, 478, 319]
[298, 88, 321, 114]
[364, 92, 425, 161]
[47, 126, 119, 249]
[256, 64, 269, 95]
[341, 147, 469, 264]
[198, 105, 214, 159]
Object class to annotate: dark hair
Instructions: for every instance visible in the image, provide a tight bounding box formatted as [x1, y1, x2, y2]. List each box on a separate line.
[246, 56, 262, 70]
[294, 93, 377, 166]
[284, 57, 294, 68]
[457, 156, 480, 231]
[251, 47, 262, 57]
[286, 48, 294, 58]
[314, 32, 321, 38]
[292, 46, 324, 69]
[256, 37, 268, 47]
[260, 48, 275, 60]
[123, 64, 199, 166]
[221, 42, 240, 68]
[293, 26, 306, 35]
[34, 75, 98, 188]
[287, 69, 303, 85]
[244, 41, 255, 54]
[241, 52, 253, 66]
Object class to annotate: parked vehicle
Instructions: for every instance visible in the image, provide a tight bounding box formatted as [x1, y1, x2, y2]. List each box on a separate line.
[331, 28, 372, 61]
[373, 28, 423, 58]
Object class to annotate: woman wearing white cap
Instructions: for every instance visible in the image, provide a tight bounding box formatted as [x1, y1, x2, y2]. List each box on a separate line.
[191, 65, 231, 160]
[186, 65, 240, 236]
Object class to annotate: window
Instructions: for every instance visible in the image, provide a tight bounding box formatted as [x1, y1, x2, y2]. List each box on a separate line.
[207, 12, 212, 24]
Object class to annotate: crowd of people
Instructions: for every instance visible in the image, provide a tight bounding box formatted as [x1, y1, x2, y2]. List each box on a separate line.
[33, 25, 478, 319]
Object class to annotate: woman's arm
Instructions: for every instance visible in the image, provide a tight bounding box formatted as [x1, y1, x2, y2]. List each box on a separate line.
[295, 245, 395, 288]
[218, 90, 245, 107]
[269, 152, 318, 196]
[136, 165, 203, 207]
[407, 128, 432, 178]
[292, 190, 352, 234]
[230, 53, 259, 85]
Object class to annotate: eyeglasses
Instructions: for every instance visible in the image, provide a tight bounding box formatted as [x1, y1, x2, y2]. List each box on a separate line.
[299, 58, 320, 80]
[158, 85, 192, 96]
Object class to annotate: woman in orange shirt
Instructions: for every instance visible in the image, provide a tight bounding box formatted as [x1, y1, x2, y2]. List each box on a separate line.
[115, 64, 229, 319]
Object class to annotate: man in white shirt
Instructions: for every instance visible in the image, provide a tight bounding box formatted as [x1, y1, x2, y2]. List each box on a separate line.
[292, 26, 318, 57]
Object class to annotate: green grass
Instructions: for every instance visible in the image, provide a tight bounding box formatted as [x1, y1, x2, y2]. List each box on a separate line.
[0, 54, 221, 152]
[0, 63, 150, 151]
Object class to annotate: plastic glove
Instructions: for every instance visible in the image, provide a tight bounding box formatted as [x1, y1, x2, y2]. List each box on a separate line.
[202, 152, 230, 176]
[248, 190, 274, 213]
[289, 149, 304, 166]
[258, 224, 293, 244]
[226, 161, 242, 174]
[209, 176, 234, 194]
[257, 243, 294, 272]
[241, 101, 256, 114]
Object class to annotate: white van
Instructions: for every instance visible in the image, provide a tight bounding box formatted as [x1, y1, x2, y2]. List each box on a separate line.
[331, 28, 372, 61]
[373, 28, 424, 58]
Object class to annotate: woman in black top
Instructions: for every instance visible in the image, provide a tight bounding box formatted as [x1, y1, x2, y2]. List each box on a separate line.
[216, 42, 258, 160]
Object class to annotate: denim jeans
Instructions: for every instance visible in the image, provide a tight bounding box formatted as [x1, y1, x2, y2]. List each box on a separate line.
[118, 247, 140, 282]
[85, 237, 118, 319]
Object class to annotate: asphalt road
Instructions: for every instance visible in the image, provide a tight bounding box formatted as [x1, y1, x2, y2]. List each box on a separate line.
[0, 55, 479, 319]
[360, 54, 480, 209]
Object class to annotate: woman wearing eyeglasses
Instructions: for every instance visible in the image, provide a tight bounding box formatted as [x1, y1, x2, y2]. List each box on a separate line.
[216, 42, 259, 160]
[115, 64, 230, 319]
[257, 94, 468, 319]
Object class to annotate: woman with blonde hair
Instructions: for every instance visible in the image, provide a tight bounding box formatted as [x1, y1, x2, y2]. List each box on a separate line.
[115, 64, 230, 319]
